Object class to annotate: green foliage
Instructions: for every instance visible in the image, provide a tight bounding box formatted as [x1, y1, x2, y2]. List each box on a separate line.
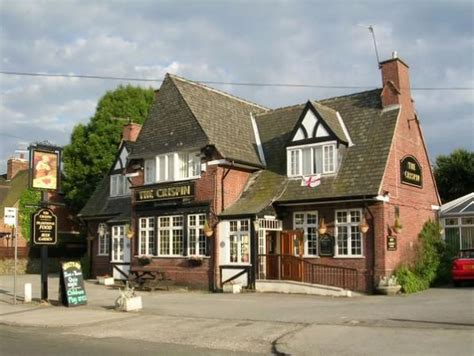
[18, 188, 41, 242]
[395, 220, 445, 293]
[62, 85, 155, 211]
[434, 149, 474, 203]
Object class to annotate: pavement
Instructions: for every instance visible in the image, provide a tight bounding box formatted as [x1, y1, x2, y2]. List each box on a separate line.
[1, 274, 473, 355]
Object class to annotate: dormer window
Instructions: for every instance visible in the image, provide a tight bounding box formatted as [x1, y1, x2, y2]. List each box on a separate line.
[287, 142, 337, 177]
[144, 151, 201, 184]
[110, 174, 130, 196]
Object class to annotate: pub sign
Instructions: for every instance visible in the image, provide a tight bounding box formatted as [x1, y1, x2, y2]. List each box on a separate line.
[400, 155, 422, 188]
[33, 208, 58, 245]
[136, 182, 194, 202]
[387, 236, 397, 251]
[29, 144, 62, 191]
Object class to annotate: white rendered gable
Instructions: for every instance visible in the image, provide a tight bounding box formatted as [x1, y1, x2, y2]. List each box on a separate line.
[113, 146, 129, 171]
[292, 109, 330, 142]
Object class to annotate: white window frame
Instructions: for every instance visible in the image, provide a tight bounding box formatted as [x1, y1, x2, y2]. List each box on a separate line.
[293, 211, 319, 256]
[187, 214, 207, 256]
[111, 225, 125, 262]
[144, 158, 155, 184]
[444, 216, 474, 250]
[149, 151, 201, 184]
[158, 215, 184, 256]
[228, 219, 251, 264]
[98, 226, 110, 256]
[138, 217, 155, 256]
[110, 174, 130, 197]
[287, 141, 337, 177]
[335, 209, 364, 257]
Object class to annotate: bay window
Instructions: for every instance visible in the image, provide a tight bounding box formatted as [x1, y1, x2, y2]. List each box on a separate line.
[335, 209, 363, 257]
[287, 142, 337, 177]
[229, 220, 250, 263]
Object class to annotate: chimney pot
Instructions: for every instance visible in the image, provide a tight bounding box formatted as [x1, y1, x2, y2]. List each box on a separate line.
[122, 122, 142, 143]
[392, 51, 398, 59]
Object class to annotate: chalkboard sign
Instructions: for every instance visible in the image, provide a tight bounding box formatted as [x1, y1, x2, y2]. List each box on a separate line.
[60, 261, 87, 307]
[319, 235, 335, 257]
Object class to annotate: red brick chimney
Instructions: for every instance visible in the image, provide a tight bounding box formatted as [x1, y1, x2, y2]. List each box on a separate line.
[7, 154, 28, 180]
[122, 123, 142, 142]
[380, 52, 414, 112]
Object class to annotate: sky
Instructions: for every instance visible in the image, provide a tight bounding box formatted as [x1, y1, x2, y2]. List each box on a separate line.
[0, 0, 473, 173]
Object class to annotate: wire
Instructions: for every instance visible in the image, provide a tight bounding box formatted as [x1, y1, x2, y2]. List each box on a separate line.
[1, 70, 472, 91]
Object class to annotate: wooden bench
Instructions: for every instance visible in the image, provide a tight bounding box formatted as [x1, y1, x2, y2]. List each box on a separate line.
[129, 266, 172, 291]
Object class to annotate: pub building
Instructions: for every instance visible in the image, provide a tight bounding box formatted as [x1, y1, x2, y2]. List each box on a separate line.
[81, 53, 440, 293]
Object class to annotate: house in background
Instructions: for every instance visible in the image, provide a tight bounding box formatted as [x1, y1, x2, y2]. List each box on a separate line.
[83, 53, 441, 294]
[440, 193, 474, 252]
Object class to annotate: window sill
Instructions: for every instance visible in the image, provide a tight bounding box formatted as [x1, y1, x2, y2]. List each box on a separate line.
[135, 255, 210, 259]
[97, 254, 109, 257]
[333, 255, 365, 259]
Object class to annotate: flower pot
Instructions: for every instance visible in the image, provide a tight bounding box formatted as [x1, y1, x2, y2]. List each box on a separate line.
[118, 296, 142, 312]
[223, 283, 242, 294]
[98, 276, 114, 286]
[376, 285, 401, 296]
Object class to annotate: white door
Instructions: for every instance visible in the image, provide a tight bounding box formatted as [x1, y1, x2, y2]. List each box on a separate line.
[111, 225, 131, 280]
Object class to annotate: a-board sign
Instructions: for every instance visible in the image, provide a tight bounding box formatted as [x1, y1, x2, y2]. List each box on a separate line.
[60, 261, 87, 307]
[33, 208, 57, 245]
[387, 236, 397, 251]
[319, 235, 335, 257]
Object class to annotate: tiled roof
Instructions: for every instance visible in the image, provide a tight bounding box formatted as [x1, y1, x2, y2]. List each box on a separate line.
[78, 175, 131, 220]
[0, 170, 29, 218]
[221, 89, 399, 215]
[130, 74, 268, 167]
[311, 101, 348, 144]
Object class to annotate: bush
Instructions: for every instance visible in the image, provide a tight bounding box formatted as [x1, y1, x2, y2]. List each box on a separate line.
[395, 220, 445, 293]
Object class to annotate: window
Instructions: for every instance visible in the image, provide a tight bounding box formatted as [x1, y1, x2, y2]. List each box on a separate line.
[111, 225, 125, 262]
[158, 215, 184, 256]
[110, 174, 130, 197]
[98, 225, 109, 256]
[335, 209, 363, 257]
[294, 212, 318, 256]
[146, 152, 201, 183]
[229, 220, 250, 263]
[144, 158, 155, 184]
[287, 143, 337, 177]
[188, 214, 207, 256]
[139, 217, 155, 256]
[444, 216, 474, 250]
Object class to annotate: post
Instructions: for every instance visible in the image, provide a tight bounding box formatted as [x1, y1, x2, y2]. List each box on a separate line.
[40, 191, 48, 301]
[13, 226, 17, 305]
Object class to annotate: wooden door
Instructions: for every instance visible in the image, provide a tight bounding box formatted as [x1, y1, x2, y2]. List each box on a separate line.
[281, 230, 304, 281]
[266, 232, 279, 280]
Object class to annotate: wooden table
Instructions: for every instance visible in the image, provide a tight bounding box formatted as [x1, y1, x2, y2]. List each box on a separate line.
[129, 266, 170, 290]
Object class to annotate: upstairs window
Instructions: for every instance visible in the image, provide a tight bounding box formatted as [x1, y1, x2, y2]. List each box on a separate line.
[110, 174, 130, 196]
[287, 142, 337, 177]
[144, 151, 201, 184]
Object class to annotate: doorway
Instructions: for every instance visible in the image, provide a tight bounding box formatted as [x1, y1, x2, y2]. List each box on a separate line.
[111, 225, 131, 280]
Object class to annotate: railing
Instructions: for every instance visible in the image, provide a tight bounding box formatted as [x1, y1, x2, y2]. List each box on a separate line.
[258, 254, 358, 291]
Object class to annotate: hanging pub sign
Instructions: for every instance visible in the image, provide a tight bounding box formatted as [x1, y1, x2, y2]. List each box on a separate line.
[319, 235, 335, 257]
[387, 236, 397, 251]
[29, 143, 62, 191]
[60, 261, 87, 307]
[400, 155, 422, 188]
[136, 182, 194, 202]
[33, 208, 58, 245]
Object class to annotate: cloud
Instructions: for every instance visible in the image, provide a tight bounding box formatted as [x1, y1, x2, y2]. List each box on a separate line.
[0, 0, 472, 173]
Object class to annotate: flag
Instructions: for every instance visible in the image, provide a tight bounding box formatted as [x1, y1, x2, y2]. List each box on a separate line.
[301, 174, 321, 188]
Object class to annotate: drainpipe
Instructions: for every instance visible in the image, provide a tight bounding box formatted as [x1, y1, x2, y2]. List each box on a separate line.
[221, 161, 234, 211]
[363, 196, 376, 293]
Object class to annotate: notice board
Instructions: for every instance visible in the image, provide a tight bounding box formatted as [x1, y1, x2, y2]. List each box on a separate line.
[60, 261, 87, 307]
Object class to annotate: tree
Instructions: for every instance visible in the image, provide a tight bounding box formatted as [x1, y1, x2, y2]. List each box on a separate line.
[434, 148, 474, 203]
[62, 85, 155, 211]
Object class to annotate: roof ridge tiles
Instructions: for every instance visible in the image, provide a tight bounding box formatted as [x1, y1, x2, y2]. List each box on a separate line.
[319, 88, 382, 103]
[167, 73, 270, 111]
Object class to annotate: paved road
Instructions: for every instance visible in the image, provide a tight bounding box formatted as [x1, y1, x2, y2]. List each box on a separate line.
[1, 275, 473, 355]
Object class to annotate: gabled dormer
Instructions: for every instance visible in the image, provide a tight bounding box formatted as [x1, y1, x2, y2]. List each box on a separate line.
[286, 101, 352, 177]
[109, 142, 131, 197]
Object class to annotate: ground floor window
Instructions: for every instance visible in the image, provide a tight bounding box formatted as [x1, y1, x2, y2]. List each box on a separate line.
[111, 225, 125, 262]
[335, 209, 362, 257]
[444, 216, 474, 250]
[158, 215, 184, 256]
[229, 220, 250, 263]
[188, 214, 206, 256]
[139, 217, 155, 255]
[293, 212, 318, 256]
[98, 223, 109, 256]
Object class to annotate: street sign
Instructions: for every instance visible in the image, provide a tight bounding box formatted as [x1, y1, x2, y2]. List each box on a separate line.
[4, 207, 17, 227]
[33, 208, 58, 245]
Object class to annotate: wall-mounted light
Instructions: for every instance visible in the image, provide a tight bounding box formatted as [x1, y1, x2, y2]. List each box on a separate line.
[97, 223, 107, 238]
[203, 220, 214, 238]
[318, 218, 327, 235]
[359, 217, 369, 234]
[125, 224, 134, 239]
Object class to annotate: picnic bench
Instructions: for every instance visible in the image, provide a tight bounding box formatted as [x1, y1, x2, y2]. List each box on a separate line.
[129, 265, 172, 291]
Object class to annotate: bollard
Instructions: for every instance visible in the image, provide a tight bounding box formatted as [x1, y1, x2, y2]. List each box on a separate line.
[24, 283, 32, 303]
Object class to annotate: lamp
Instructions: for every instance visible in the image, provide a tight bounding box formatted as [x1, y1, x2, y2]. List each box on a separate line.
[359, 217, 369, 234]
[318, 218, 327, 235]
[97, 223, 106, 238]
[203, 220, 214, 238]
[125, 224, 134, 239]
